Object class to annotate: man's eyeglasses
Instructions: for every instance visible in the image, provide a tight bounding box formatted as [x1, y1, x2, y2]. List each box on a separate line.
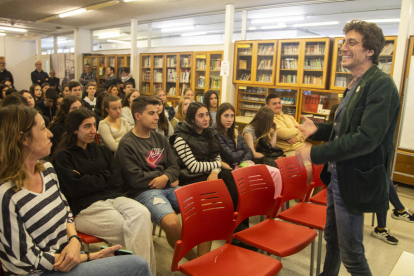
[338, 39, 361, 49]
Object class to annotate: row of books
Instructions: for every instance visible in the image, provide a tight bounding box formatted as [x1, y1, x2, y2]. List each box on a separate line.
[142, 70, 151, 81]
[210, 78, 221, 89]
[154, 57, 163, 68]
[153, 71, 163, 83]
[180, 57, 191, 67]
[256, 74, 272, 82]
[143, 57, 151, 68]
[238, 47, 253, 55]
[180, 70, 191, 83]
[379, 43, 395, 55]
[280, 74, 297, 83]
[241, 102, 264, 110]
[85, 58, 98, 67]
[197, 76, 206, 88]
[281, 58, 298, 69]
[242, 110, 258, 117]
[241, 95, 266, 102]
[258, 45, 274, 55]
[304, 58, 324, 70]
[239, 73, 251, 81]
[168, 86, 177, 96]
[282, 106, 296, 116]
[303, 75, 323, 85]
[305, 43, 326, 55]
[196, 60, 206, 70]
[281, 97, 295, 105]
[334, 76, 352, 87]
[108, 58, 115, 67]
[282, 44, 300, 55]
[196, 95, 204, 102]
[211, 59, 222, 70]
[378, 62, 392, 74]
[241, 87, 267, 94]
[257, 59, 273, 69]
[167, 69, 177, 82]
[141, 83, 150, 94]
[166, 57, 177, 67]
[302, 95, 321, 113]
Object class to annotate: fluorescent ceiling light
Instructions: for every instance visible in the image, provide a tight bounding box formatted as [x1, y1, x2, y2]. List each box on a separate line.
[98, 32, 121, 39]
[123, 0, 136, 2]
[36, 15, 59, 23]
[181, 32, 207, 37]
[261, 23, 288, 29]
[59, 8, 86, 18]
[0, 26, 27, 32]
[248, 27, 256, 30]
[251, 16, 305, 24]
[107, 39, 130, 44]
[0, 33, 6, 36]
[364, 18, 400, 23]
[161, 25, 194, 33]
[293, 21, 339, 27]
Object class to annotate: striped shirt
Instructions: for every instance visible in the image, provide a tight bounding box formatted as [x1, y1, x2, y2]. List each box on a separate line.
[0, 162, 74, 275]
[173, 136, 221, 174]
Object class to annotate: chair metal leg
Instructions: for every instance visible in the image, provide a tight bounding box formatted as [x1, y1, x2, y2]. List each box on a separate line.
[316, 230, 323, 276]
[310, 240, 315, 276]
[371, 213, 375, 227]
[158, 225, 163, 237]
[276, 256, 281, 262]
[260, 215, 266, 222]
[84, 243, 90, 252]
[152, 222, 157, 235]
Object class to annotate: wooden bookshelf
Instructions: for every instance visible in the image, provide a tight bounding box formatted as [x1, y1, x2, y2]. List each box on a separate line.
[233, 40, 277, 85]
[298, 88, 343, 123]
[330, 36, 397, 91]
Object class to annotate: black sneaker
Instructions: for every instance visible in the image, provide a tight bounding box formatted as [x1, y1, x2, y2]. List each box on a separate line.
[391, 208, 414, 223]
[371, 227, 398, 245]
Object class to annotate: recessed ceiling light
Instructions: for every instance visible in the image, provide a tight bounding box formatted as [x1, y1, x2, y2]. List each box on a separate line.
[0, 26, 27, 32]
[293, 21, 339, 27]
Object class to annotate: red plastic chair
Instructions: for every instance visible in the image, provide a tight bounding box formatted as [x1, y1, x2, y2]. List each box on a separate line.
[304, 164, 327, 205]
[95, 132, 100, 144]
[275, 156, 327, 276]
[231, 165, 317, 276]
[172, 179, 283, 276]
[77, 232, 105, 252]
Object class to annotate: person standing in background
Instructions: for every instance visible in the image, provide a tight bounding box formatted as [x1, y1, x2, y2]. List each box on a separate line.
[31, 60, 49, 85]
[121, 68, 136, 88]
[0, 58, 14, 87]
[103, 67, 119, 89]
[48, 69, 60, 93]
[80, 63, 97, 92]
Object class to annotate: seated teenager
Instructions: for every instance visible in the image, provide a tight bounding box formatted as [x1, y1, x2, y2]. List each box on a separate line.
[155, 99, 174, 138]
[203, 90, 218, 125]
[30, 83, 43, 102]
[62, 83, 70, 97]
[49, 96, 82, 156]
[83, 82, 97, 110]
[41, 82, 50, 98]
[175, 88, 194, 112]
[69, 81, 92, 110]
[94, 90, 107, 125]
[98, 95, 131, 152]
[242, 106, 280, 166]
[171, 96, 191, 129]
[170, 102, 237, 207]
[153, 88, 175, 121]
[213, 103, 253, 168]
[107, 85, 120, 97]
[35, 88, 58, 122]
[115, 96, 199, 259]
[0, 105, 151, 276]
[54, 109, 156, 275]
[121, 88, 140, 127]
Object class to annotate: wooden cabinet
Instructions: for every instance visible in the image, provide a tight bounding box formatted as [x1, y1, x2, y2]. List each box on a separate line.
[393, 150, 414, 186]
[330, 36, 397, 91]
[140, 53, 166, 95]
[276, 38, 330, 89]
[298, 88, 342, 123]
[192, 51, 223, 102]
[233, 40, 277, 85]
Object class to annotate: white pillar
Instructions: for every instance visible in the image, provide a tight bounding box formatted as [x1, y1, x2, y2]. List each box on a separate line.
[53, 36, 58, 55]
[222, 4, 235, 104]
[241, 10, 247, 40]
[392, 0, 414, 94]
[74, 28, 92, 81]
[131, 18, 139, 88]
[36, 37, 42, 60]
[148, 23, 152, 48]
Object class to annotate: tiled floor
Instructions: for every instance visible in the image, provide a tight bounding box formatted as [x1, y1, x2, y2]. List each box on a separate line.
[90, 184, 414, 275]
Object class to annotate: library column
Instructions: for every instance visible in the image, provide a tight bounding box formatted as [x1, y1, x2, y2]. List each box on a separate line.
[74, 28, 92, 80]
[36, 37, 42, 60]
[222, 4, 235, 105]
[131, 18, 139, 87]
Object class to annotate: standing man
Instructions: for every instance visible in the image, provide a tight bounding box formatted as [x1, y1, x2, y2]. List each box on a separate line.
[31, 61, 49, 85]
[79, 63, 96, 92]
[0, 59, 14, 87]
[103, 66, 118, 89]
[48, 69, 60, 93]
[296, 20, 400, 276]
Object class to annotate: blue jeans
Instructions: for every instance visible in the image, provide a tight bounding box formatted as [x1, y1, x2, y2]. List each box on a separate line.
[376, 178, 405, 228]
[40, 255, 150, 276]
[321, 172, 372, 276]
[135, 187, 179, 225]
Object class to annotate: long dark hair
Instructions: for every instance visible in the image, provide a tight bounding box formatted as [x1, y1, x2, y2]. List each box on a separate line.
[203, 90, 218, 125]
[95, 90, 107, 118]
[29, 84, 42, 101]
[216, 103, 235, 141]
[0, 84, 7, 100]
[249, 107, 274, 147]
[49, 96, 82, 129]
[155, 98, 169, 135]
[185, 102, 215, 143]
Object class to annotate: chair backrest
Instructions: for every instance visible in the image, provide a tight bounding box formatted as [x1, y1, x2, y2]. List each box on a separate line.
[304, 164, 325, 202]
[275, 156, 308, 206]
[172, 179, 236, 271]
[232, 165, 276, 225]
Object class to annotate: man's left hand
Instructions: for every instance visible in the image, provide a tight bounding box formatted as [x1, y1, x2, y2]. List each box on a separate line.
[149, 175, 169, 189]
[296, 143, 312, 167]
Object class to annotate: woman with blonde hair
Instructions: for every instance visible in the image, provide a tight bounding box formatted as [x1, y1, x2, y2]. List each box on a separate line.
[153, 88, 175, 121]
[171, 96, 191, 128]
[121, 88, 140, 127]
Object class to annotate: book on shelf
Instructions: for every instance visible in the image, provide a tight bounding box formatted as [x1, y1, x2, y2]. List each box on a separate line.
[239, 73, 251, 81]
[238, 47, 252, 55]
[180, 84, 189, 96]
[283, 44, 299, 55]
[281, 97, 295, 105]
[257, 59, 272, 69]
[239, 60, 247, 69]
[258, 45, 274, 55]
[210, 59, 222, 70]
[141, 83, 150, 94]
[380, 43, 395, 55]
[281, 58, 298, 69]
[378, 62, 392, 74]
[196, 60, 206, 70]
[181, 57, 190, 67]
[196, 95, 204, 102]
[241, 102, 264, 109]
[143, 57, 150, 67]
[303, 75, 323, 85]
[168, 86, 177, 96]
[154, 57, 163, 68]
[180, 70, 191, 83]
[256, 74, 271, 82]
[167, 69, 177, 82]
[143, 70, 151, 81]
[153, 83, 162, 91]
[304, 58, 324, 70]
[154, 71, 163, 83]
[209, 78, 221, 89]
[243, 110, 258, 117]
[335, 76, 350, 87]
[197, 76, 206, 88]
[305, 43, 326, 55]
[303, 95, 320, 113]
[280, 74, 297, 83]
[166, 57, 177, 67]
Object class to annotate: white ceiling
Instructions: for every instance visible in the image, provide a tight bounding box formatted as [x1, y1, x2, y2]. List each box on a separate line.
[0, 0, 402, 47]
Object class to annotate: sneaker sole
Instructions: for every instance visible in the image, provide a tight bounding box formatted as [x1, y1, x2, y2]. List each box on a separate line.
[391, 213, 414, 223]
[371, 231, 398, 245]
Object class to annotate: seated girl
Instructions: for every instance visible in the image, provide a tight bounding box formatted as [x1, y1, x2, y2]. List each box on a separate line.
[0, 105, 150, 276]
[153, 88, 175, 121]
[203, 90, 218, 125]
[54, 108, 155, 275]
[171, 96, 191, 129]
[121, 89, 140, 127]
[107, 85, 120, 97]
[98, 95, 131, 151]
[155, 99, 174, 138]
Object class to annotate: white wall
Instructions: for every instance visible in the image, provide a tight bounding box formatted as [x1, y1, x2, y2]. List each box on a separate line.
[74, 29, 92, 80]
[0, 36, 36, 90]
